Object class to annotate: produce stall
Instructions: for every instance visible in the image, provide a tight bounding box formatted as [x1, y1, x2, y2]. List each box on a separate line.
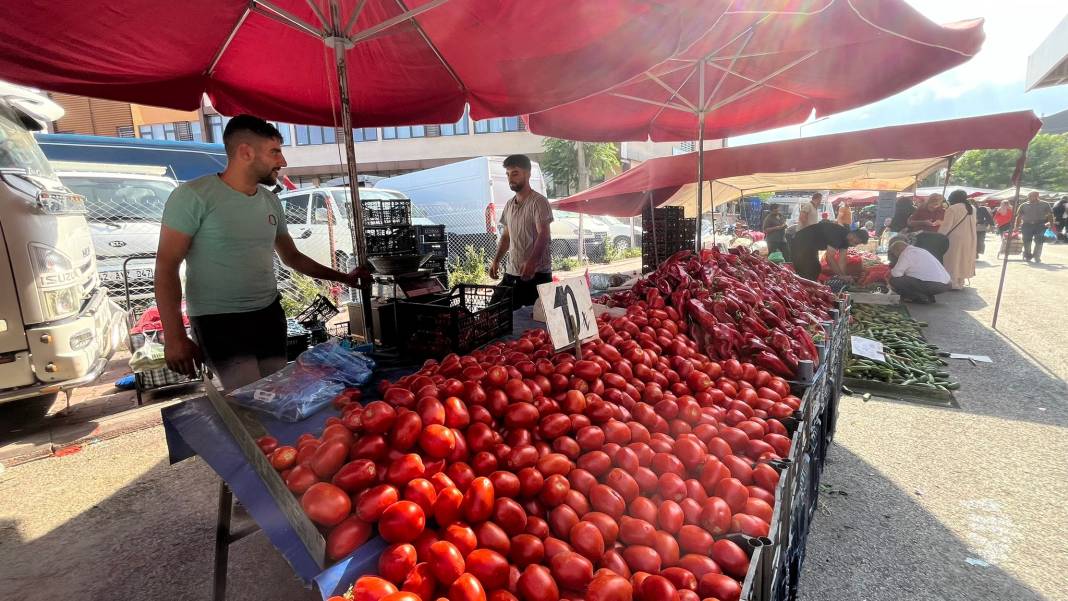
[163, 245, 851, 601]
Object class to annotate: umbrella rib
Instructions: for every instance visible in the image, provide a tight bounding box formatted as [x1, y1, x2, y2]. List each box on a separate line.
[349, 0, 450, 46]
[304, 0, 331, 29]
[644, 72, 699, 113]
[343, 0, 369, 36]
[254, 0, 324, 38]
[705, 50, 818, 114]
[206, 6, 252, 75]
[702, 28, 757, 112]
[704, 61, 811, 100]
[608, 92, 694, 114]
[393, 0, 466, 92]
[845, 0, 977, 57]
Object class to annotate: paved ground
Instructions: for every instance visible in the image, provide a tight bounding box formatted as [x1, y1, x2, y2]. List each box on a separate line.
[0, 247, 1063, 600]
[800, 243, 1068, 601]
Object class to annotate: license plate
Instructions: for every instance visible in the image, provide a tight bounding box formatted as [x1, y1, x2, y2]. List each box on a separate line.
[100, 268, 153, 282]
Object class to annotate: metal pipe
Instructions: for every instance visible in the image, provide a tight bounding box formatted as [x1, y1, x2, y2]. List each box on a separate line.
[991, 150, 1027, 329]
[331, 2, 374, 341]
[695, 59, 706, 251]
[649, 191, 658, 269]
[940, 155, 956, 198]
[576, 141, 587, 262]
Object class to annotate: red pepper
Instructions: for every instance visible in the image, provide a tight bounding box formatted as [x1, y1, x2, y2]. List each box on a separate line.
[740, 316, 770, 337]
[754, 351, 793, 378]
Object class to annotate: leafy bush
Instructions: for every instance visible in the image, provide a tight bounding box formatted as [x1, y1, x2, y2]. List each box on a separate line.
[624, 247, 642, 259]
[553, 256, 580, 272]
[448, 245, 489, 286]
[280, 273, 334, 317]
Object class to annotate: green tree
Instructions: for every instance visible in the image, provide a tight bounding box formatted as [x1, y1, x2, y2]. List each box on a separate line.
[951, 133, 1068, 190]
[541, 138, 621, 197]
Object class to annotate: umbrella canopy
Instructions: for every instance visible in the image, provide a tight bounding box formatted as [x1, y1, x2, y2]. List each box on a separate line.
[527, 0, 985, 142]
[828, 190, 880, 207]
[0, 0, 713, 126]
[553, 111, 1043, 216]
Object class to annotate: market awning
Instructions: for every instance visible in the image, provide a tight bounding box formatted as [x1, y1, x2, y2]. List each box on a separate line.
[554, 111, 1043, 217]
[0, 0, 715, 126]
[1026, 12, 1068, 90]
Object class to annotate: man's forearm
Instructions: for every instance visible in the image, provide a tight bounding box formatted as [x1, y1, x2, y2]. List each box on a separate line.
[529, 231, 550, 270]
[493, 232, 509, 265]
[284, 251, 347, 282]
[155, 267, 187, 340]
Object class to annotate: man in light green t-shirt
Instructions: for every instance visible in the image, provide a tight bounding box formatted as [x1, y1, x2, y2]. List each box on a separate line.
[156, 115, 364, 388]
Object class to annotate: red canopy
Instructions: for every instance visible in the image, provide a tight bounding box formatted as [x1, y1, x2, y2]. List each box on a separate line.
[555, 111, 1043, 216]
[528, 0, 985, 142]
[0, 0, 714, 126]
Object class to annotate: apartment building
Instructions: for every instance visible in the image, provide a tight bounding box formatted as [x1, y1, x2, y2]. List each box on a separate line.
[48, 92, 204, 141]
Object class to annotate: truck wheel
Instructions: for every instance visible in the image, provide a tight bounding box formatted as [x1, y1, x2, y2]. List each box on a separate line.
[612, 236, 631, 252]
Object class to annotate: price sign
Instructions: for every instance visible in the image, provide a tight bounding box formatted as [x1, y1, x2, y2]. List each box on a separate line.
[850, 336, 886, 362]
[537, 276, 598, 352]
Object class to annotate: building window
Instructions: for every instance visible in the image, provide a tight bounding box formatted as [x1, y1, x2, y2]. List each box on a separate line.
[382, 125, 425, 140]
[269, 122, 293, 146]
[323, 127, 337, 144]
[294, 124, 340, 145]
[190, 122, 203, 142]
[353, 127, 378, 142]
[116, 125, 135, 138]
[440, 110, 470, 136]
[207, 115, 229, 143]
[138, 125, 152, 139]
[474, 116, 523, 134]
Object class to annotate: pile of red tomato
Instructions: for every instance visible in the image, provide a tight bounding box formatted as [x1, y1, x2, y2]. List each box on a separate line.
[257, 300, 801, 601]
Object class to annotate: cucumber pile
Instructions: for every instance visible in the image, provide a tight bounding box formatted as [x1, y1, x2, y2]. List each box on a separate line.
[846, 304, 959, 391]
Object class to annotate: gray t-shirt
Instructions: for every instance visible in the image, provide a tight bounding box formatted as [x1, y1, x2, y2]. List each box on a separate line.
[499, 191, 553, 276]
[1018, 200, 1052, 224]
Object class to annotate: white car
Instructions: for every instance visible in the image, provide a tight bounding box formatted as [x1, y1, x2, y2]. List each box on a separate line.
[551, 210, 610, 258]
[56, 163, 179, 310]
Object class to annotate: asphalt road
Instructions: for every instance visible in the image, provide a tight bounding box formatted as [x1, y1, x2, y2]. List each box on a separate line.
[0, 244, 1065, 601]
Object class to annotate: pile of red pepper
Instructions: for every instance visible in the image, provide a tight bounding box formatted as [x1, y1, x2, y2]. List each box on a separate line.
[598, 247, 836, 379]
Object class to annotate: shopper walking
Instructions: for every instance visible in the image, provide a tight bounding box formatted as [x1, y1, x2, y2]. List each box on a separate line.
[1053, 197, 1068, 242]
[993, 200, 1014, 235]
[762, 204, 789, 260]
[939, 190, 977, 290]
[975, 201, 994, 257]
[1016, 191, 1054, 263]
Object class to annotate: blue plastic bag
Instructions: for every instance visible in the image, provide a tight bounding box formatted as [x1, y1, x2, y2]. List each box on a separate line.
[1045, 228, 1057, 240]
[230, 339, 375, 422]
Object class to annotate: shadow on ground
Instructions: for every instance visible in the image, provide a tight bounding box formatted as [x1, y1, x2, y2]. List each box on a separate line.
[0, 455, 317, 601]
[799, 444, 1046, 601]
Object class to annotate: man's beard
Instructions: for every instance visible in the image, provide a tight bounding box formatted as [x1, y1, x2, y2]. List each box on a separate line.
[258, 168, 279, 186]
[509, 182, 524, 192]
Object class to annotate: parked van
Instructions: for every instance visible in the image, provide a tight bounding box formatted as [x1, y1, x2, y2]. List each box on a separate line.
[0, 83, 125, 404]
[53, 162, 179, 310]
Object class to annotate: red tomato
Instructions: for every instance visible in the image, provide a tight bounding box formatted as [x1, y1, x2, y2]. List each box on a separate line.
[550, 551, 594, 591]
[713, 478, 750, 513]
[270, 446, 297, 471]
[676, 524, 713, 555]
[379, 543, 418, 584]
[493, 497, 529, 535]
[711, 539, 750, 579]
[586, 573, 633, 601]
[622, 545, 661, 574]
[301, 482, 351, 527]
[355, 484, 400, 522]
[475, 521, 511, 555]
[461, 477, 496, 523]
[449, 572, 487, 601]
[420, 424, 458, 459]
[466, 548, 510, 591]
[508, 533, 545, 568]
[386, 453, 426, 487]
[256, 436, 279, 455]
[428, 540, 466, 586]
[326, 515, 371, 560]
[753, 463, 781, 492]
[517, 564, 559, 601]
[444, 523, 478, 557]
[639, 575, 678, 601]
[285, 465, 319, 495]
[731, 513, 770, 538]
[379, 500, 426, 543]
[401, 562, 436, 600]
[351, 575, 398, 601]
[332, 459, 377, 493]
[389, 411, 422, 451]
[362, 402, 398, 434]
[568, 520, 605, 561]
[661, 567, 698, 592]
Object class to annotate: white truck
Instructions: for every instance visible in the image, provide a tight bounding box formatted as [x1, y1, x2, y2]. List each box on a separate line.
[0, 83, 126, 404]
[376, 156, 607, 259]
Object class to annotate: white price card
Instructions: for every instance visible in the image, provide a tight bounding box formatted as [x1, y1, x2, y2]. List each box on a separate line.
[948, 353, 992, 363]
[537, 276, 599, 352]
[850, 335, 886, 362]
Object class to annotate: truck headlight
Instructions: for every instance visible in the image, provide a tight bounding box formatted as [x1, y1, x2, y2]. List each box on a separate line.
[41, 285, 80, 320]
[29, 243, 78, 288]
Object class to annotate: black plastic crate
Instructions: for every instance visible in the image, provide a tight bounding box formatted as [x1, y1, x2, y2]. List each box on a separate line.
[294, 294, 339, 328]
[423, 255, 447, 274]
[361, 198, 411, 227]
[415, 224, 446, 243]
[366, 226, 417, 256]
[395, 284, 512, 357]
[286, 334, 310, 360]
[418, 240, 448, 257]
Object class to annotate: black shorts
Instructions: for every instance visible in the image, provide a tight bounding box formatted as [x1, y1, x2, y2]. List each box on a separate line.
[188, 296, 287, 389]
[498, 272, 553, 309]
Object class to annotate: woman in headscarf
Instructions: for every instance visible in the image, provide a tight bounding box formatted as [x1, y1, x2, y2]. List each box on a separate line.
[938, 190, 977, 290]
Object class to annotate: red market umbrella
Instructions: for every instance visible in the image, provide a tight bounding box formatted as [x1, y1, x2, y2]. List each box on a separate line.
[528, 0, 986, 247]
[0, 0, 717, 337]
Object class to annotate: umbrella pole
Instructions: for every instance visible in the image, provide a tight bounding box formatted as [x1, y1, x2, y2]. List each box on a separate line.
[695, 59, 706, 252]
[331, 30, 373, 342]
[991, 150, 1027, 329]
[649, 192, 658, 268]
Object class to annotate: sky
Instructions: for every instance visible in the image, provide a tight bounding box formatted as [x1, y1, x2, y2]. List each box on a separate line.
[729, 0, 1068, 146]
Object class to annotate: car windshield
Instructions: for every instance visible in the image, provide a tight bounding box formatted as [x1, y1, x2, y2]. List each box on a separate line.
[0, 104, 55, 178]
[63, 176, 177, 221]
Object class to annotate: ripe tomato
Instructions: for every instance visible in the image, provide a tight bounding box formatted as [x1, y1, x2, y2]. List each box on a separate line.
[711, 539, 750, 579]
[713, 478, 750, 513]
[326, 515, 371, 560]
[550, 550, 594, 591]
[270, 446, 297, 471]
[622, 544, 661, 574]
[301, 482, 351, 527]
[362, 401, 398, 434]
[389, 411, 422, 451]
[350, 576, 398, 601]
[475, 521, 511, 555]
[449, 573, 486, 601]
[461, 477, 495, 523]
[466, 548, 510, 591]
[428, 540, 466, 586]
[508, 533, 545, 568]
[256, 436, 278, 455]
[378, 543, 418, 584]
[378, 500, 426, 543]
[516, 564, 559, 601]
[586, 573, 633, 601]
[355, 484, 400, 522]
[420, 424, 458, 459]
[639, 575, 678, 601]
[568, 520, 605, 561]
[699, 573, 741, 601]
[332, 459, 377, 493]
[401, 562, 436, 600]
[444, 523, 478, 557]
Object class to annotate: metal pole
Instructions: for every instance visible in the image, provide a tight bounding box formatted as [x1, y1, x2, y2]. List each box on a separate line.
[991, 150, 1027, 329]
[940, 156, 956, 198]
[649, 192, 658, 268]
[696, 59, 706, 251]
[576, 141, 588, 262]
[331, 3, 373, 341]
